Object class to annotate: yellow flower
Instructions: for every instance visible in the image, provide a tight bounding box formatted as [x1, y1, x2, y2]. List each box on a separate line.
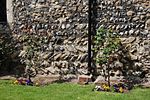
[102, 84, 106, 88]
[14, 80, 19, 84]
[119, 87, 123, 93]
[102, 84, 110, 91]
[35, 82, 39, 86]
[105, 86, 110, 91]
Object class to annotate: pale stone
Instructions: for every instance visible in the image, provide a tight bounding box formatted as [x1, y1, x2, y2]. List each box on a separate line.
[127, 11, 135, 16]
[145, 19, 150, 30]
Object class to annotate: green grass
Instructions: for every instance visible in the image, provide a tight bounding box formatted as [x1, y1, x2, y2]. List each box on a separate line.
[0, 80, 150, 100]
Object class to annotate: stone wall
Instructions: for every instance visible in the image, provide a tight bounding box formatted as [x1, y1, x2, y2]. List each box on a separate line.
[97, 0, 150, 36]
[12, 0, 89, 78]
[12, 0, 150, 80]
[94, 0, 150, 82]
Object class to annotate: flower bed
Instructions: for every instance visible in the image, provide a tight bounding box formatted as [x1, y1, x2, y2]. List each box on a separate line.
[93, 82, 130, 93]
[13, 78, 39, 86]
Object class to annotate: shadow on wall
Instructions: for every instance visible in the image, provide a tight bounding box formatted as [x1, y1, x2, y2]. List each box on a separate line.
[117, 44, 149, 84]
[0, 0, 24, 76]
[0, 23, 25, 77]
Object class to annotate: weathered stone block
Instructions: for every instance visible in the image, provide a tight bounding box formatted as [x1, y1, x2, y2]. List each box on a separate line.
[78, 75, 92, 85]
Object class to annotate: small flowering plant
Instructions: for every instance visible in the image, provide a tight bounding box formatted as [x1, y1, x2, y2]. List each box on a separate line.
[113, 83, 128, 93]
[94, 83, 110, 92]
[13, 78, 33, 86]
[93, 82, 129, 93]
[13, 78, 41, 86]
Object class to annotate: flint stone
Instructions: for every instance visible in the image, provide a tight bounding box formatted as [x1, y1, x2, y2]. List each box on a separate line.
[123, 37, 136, 44]
[114, 61, 123, 68]
[145, 19, 150, 30]
[119, 32, 124, 36]
[61, 24, 65, 29]
[65, 45, 77, 53]
[54, 53, 62, 60]
[43, 53, 52, 59]
[63, 74, 77, 80]
[41, 60, 50, 67]
[80, 53, 88, 62]
[94, 76, 105, 84]
[37, 0, 46, 3]
[127, 11, 135, 16]
[130, 53, 138, 60]
[46, 67, 58, 74]
[129, 30, 135, 35]
[78, 68, 88, 74]
[133, 17, 139, 21]
[110, 76, 124, 82]
[68, 66, 77, 74]
[134, 62, 143, 68]
[32, 0, 37, 4]
[75, 46, 87, 53]
[61, 68, 69, 75]
[70, 55, 78, 62]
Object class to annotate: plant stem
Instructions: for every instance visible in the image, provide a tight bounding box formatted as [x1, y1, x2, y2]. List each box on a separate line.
[107, 63, 110, 87]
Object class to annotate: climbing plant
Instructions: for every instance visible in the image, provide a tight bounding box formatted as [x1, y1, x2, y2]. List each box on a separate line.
[93, 27, 121, 86]
[19, 33, 50, 78]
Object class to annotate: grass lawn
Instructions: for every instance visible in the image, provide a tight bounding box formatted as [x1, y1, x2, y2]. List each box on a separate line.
[0, 80, 150, 100]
